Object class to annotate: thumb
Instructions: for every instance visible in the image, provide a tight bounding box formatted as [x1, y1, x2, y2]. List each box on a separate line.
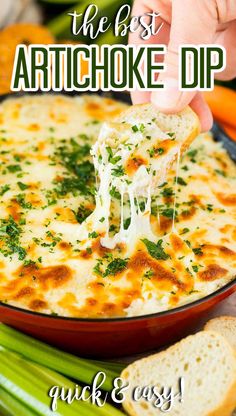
[152, 0, 218, 113]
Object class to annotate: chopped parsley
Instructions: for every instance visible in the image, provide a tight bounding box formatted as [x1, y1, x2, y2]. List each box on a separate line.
[132, 123, 145, 133]
[158, 182, 168, 188]
[54, 140, 95, 196]
[109, 224, 118, 233]
[93, 259, 103, 276]
[74, 205, 93, 224]
[142, 238, 170, 260]
[103, 258, 128, 277]
[123, 217, 131, 230]
[176, 177, 187, 186]
[0, 184, 10, 196]
[192, 247, 203, 256]
[88, 231, 98, 239]
[106, 147, 122, 165]
[109, 186, 121, 200]
[57, 140, 90, 170]
[215, 169, 226, 177]
[148, 147, 164, 158]
[17, 182, 28, 191]
[148, 148, 155, 158]
[161, 208, 175, 218]
[187, 149, 198, 162]
[180, 228, 190, 235]
[161, 187, 174, 197]
[7, 164, 22, 173]
[0, 216, 26, 260]
[16, 194, 32, 209]
[206, 204, 213, 212]
[143, 269, 154, 279]
[132, 125, 139, 133]
[54, 161, 95, 197]
[111, 166, 124, 177]
[185, 240, 191, 248]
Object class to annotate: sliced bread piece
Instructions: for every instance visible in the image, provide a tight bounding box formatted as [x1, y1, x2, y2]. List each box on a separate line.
[94, 104, 200, 182]
[116, 103, 200, 156]
[204, 316, 236, 350]
[121, 331, 236, 416]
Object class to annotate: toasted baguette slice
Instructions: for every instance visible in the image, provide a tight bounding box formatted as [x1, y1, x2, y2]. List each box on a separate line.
[205, 316, 236, 350]
[121, 331, 236, 416]
[116, 103, 200, 156]
[95, 104, 200, 181]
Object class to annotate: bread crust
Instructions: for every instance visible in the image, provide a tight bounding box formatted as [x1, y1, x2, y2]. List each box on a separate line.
[121, 331, 236, 416]
[204, 316, 236, 331]
[207, 378, 236, 416]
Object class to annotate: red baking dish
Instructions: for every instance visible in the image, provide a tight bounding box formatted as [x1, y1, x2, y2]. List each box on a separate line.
[0, 280, 235, 358]
[0, 92, 235, 358]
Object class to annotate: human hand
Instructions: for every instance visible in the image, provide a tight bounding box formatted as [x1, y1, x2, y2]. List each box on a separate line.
[129, 0, 236, 131]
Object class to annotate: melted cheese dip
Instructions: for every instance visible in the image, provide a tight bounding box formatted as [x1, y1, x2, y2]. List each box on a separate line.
[0, 94, 235, 318]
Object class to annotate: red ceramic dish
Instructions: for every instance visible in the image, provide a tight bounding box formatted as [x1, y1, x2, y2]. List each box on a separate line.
[0, 92, 235, 358]
[0, 280, 235, 358]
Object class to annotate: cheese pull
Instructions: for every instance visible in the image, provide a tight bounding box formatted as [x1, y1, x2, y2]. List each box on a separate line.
[92, 103, 200, 191]
[86, 104, 200, 250]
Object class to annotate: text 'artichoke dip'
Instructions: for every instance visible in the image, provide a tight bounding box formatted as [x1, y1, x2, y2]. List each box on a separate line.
[0, 94, 235, 318]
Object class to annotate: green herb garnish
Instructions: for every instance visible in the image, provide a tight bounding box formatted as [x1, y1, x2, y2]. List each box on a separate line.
[161, 187, 174, 197]
[176, 177, 187, 186]
[88, 231, 98, 239]
[7, 164, 22, 173]
[103, 258, 128, 277]
[74, 205, 93, 224]
[192, 247, 203, 256]
[0, 184, 10, 196]
[17, 182, 28, 191]
[111, 166, 124, 177]
[142, 238, 170, 260]
[161, 208, 175, 218]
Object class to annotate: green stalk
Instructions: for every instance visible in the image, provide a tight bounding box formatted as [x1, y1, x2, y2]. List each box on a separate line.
[47, 0, 122, 39]
[89, 359, 125, 374]
[0, 324, 117, 391]
[0, 387, 38, 416]
[0, 348, 124, 416]
[22, 359, 124, 416]
[0, 353, 61, 416]
[40, 0, 78, 4]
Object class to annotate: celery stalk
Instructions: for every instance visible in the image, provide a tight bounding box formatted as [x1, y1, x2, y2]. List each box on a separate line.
[0, 324, 117, 391]
[89, 359, 125, 373]
[0, 353, 61, 416]
[0, 348, 124, 416]
[0, 350, 99, 416]
[41, 0, 78, 4]
[0, 387, 38, 416]
[20, 358, 124, 416]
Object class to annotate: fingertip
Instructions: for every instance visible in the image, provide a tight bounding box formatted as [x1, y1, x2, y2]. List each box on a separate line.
[151, 81, 195, 114]
[200, 110, 213, 132]
[190, 93, 213, 132]
[131, 91, 151, 105]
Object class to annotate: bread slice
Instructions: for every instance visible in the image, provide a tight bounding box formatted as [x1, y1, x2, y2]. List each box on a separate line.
[204, 316, 236, 350]
[121, 331, 236, 416]
[94, 104, 200, 181]
[116, 103, 200, 157]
